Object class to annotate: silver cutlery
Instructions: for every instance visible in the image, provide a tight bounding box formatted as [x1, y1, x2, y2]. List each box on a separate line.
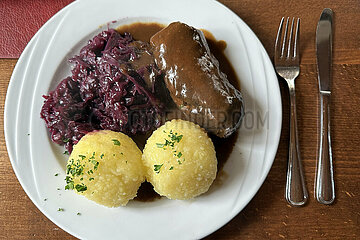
[315, 8, 335, 205]
[274, 17, 308, 206]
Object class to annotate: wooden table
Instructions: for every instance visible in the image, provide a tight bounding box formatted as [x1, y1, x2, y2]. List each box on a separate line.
[1, 0, 359, 239]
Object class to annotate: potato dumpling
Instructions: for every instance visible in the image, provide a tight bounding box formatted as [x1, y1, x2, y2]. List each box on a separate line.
[142, 119, 217, 200]
[65, 130, 144, 207]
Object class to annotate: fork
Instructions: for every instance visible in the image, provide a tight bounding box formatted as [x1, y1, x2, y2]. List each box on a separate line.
[274, 17, 308, 206]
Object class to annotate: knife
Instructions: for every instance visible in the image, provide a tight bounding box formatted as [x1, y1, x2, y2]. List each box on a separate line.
[315, 8, 335, 204]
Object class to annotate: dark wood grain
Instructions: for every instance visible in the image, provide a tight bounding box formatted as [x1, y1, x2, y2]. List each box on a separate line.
[1, 1, 360, 239]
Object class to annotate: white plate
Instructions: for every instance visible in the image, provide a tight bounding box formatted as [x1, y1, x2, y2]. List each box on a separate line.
[4, 0, 282, 239]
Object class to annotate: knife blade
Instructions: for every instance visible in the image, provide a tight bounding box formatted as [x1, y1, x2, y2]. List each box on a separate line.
[316, 8, 333, 93]
[315, 8, 335, 205]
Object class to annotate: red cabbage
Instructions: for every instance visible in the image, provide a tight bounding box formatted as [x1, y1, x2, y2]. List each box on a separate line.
[41, 29, 163, 152]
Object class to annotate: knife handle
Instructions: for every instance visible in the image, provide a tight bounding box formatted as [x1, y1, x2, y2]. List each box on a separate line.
[285, 86, 308, 206]
[316, 93, 335, 204]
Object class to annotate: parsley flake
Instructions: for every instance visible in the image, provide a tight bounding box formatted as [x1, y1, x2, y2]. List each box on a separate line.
[65, 176, 74, 190]
[169, 166, 174, 170]
[75, 183, 87, 192]
[93, 161, 99, 170]
[157, 130, 183, 150]
[88, 152, 96, 160]
[58, 208, 64, 212]
[65, 182, 74, 190]
[156, 143, 165, 148]
[154, 164, 163, 174]
[112, 139, 121, 146]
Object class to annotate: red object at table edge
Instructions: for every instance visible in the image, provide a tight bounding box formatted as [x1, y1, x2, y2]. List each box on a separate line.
[0, 0, 74, 58]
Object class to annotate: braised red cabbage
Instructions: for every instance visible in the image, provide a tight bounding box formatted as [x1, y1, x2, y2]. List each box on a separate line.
[41, 29, 163, 152]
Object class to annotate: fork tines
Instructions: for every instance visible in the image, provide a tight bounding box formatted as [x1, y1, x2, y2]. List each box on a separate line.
[275, 17, 300, 60]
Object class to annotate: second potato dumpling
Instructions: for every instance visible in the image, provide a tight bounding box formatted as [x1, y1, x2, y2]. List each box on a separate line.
[142, 119, 217, 200]
[66, 130, 144, 207]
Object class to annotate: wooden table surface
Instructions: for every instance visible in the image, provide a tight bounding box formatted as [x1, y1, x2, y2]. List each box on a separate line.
[1, 0, 359, 239]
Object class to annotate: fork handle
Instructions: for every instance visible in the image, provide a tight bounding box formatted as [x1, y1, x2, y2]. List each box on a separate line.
[315, 93, 335, 204]
[285, 85, 308, 206]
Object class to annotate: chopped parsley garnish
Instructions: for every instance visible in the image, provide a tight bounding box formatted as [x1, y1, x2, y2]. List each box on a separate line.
[112, 139, 121, 146]
[57, 188, 61, 190]
[55, 173, 59, 176]
[156, 130, 185, 166]
[93, 161, 99, 170]
[75, 183, 87, 192]
[154, 164, 163, 174]
[44, 198, 48, 201]
[63, 151, 69, 155]
[165, 139, 173, 147]
[89, 152, 96, 160]
[156, 143, 165, 148]
[65, 182, 74, 190]
[63, 138, 70, 143]
[169, 166, 174, 170]
[169, 131, 183, 143]
[156, 130, 183, 149]
[64, 153, 102, 192]
[77, 212, 81, 216]
[66, 159, 85, 176]
[58, 208, 64, 212]
[65, 176, 74, 190]
[27, 133, 30, 136]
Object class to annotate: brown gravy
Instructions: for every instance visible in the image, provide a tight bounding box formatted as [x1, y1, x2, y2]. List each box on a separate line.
[117, 23, 240, 90]
[117, 23, 240, 202]
[201, 30, 240, 90]
[117, 22, 165, 43]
